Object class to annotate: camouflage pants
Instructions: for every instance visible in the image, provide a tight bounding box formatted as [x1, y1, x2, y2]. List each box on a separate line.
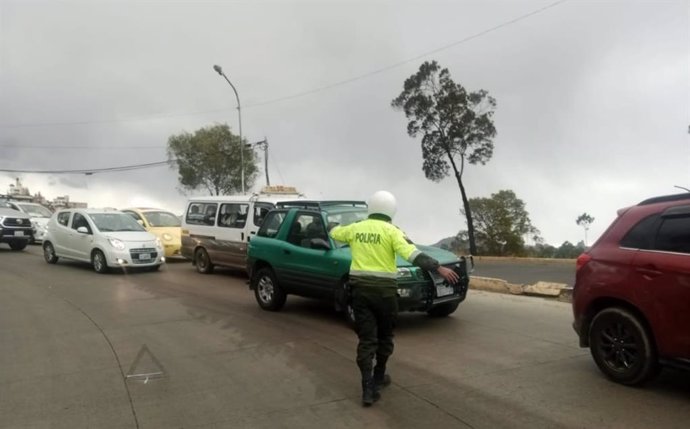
[351, 286, 399, 378]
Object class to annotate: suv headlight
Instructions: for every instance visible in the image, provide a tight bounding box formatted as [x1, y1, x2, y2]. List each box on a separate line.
[397, 268, 414, 279]
[108, 238, 126, 250]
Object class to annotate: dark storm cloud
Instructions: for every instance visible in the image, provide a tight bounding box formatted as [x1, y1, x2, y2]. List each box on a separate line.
[1, 0, 687, 245]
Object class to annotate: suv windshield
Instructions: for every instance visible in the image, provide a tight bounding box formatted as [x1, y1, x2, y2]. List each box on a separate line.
[143, 211, 181, 227]
[17, 204, 52, 218]
[325, 208, 368, 227]
[325, 208, 369, 248]
[89, 213, 146, 232]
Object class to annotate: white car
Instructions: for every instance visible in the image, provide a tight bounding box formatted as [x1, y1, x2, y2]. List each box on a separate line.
[3, 201, 53, 243]
[43, 208, 165, 273]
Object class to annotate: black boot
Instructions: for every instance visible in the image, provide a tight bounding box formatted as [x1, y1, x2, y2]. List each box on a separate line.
[361, 378, 380, 406]
[374, 367, 391, 391]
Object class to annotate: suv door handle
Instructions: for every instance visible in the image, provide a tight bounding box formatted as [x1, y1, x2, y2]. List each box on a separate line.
[283, 249, 291, 255]
[636, 266, 663, 279]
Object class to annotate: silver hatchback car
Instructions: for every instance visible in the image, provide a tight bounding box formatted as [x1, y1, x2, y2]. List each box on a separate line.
[43, 208, 165, 273]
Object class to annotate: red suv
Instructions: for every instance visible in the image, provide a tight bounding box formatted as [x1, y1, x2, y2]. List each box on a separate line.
[572, 193, 690, 385]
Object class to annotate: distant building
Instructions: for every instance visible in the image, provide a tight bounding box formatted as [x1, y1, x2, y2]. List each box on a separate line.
[52, 195, 87, 209]
[5, 179, 87, 209]
[7, 178, 32, 201]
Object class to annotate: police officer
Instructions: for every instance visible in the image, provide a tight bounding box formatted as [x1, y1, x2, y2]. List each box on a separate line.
[329, 190, 460, 406]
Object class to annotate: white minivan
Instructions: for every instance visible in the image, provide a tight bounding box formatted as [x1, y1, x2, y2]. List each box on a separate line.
[181, 186, 305, 274]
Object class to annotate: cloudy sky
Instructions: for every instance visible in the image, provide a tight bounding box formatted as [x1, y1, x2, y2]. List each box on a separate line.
[1, 0, 688, 247]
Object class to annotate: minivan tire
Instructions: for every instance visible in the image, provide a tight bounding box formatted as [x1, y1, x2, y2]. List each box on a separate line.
[253, 267, 286, 311]
[195, 248, 214, 274]
[589, 307, 658, 385]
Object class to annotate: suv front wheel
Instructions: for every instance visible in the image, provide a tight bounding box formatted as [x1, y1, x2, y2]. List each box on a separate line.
[253, 267, 286, 311]
[427, 301, 460, 317]
[588, 307, 658, 385]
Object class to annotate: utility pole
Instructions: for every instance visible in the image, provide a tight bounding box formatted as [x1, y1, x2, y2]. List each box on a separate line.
[247, 138, 270, 186]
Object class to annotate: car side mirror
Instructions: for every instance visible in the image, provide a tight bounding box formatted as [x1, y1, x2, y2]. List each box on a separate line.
[77, 226, 89, 234]
[310, 238, 331, 250]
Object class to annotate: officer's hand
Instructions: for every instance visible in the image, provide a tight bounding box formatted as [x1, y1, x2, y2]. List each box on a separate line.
[437, 266, 460, 284]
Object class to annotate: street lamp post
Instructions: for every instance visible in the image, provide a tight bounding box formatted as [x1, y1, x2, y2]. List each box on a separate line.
[213, 64, 245, 194]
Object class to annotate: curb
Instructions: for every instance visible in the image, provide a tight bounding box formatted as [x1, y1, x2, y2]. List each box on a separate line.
[469, 276, 572, 303]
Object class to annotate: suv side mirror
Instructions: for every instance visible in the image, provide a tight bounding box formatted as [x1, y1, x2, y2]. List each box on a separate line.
[310, 238, 331, 250]
[76, 226, 90, 234]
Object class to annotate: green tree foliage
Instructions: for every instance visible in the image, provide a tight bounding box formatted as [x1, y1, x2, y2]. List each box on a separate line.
[392, 61, 497, 255]
[526, 243, 558, 258]
[576, 212, 595, 245]
[554, 240, 586, 259]
[167, 124, 258, 195]
[462, 190, 541, 256]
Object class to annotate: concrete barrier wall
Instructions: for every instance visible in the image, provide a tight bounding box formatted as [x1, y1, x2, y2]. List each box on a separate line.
[469, 276, 572, 303]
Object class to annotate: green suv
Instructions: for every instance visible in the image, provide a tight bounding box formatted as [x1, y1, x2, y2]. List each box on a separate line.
[247, 201, 472, 323]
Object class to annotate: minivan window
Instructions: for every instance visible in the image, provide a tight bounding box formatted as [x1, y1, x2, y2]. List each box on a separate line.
[654, 216, 690, 254]
[186, 203, 218, 226]
[253, 203, 274, 227]
[218, 203, 249, 229]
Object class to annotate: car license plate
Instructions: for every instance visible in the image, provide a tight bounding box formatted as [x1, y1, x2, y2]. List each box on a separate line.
[14, 231, 24, 236]
[436, 284, 454, 297]
[138, 253, 151, 260]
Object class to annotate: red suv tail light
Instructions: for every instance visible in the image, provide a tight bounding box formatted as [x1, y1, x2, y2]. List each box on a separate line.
[576, 253, 591, 271]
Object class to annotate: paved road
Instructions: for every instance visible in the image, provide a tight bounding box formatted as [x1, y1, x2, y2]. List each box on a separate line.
[1, 246, 688, 428]
[472, 258, 576, 286]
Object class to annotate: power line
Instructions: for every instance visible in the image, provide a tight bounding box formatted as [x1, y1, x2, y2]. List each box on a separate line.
[0, 160, 174, 174]
[0, 144, 166, 149]
[245, 0, 569, 108]
[0, 0, 568, 130]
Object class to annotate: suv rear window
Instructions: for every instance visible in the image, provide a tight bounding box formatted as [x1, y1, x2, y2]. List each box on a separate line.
[654, 216, 690, 254]
[620, 214, 659, 249]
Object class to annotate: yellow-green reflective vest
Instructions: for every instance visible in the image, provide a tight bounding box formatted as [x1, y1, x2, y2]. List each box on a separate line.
[330, 218, 420, 279]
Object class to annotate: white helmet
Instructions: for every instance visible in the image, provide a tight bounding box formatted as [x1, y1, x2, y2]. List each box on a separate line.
[367, 190, 397, 220]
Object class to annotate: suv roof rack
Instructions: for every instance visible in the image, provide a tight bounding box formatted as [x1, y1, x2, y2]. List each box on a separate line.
[276, 200, 367, 210]
[638, 193, 690, 206]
